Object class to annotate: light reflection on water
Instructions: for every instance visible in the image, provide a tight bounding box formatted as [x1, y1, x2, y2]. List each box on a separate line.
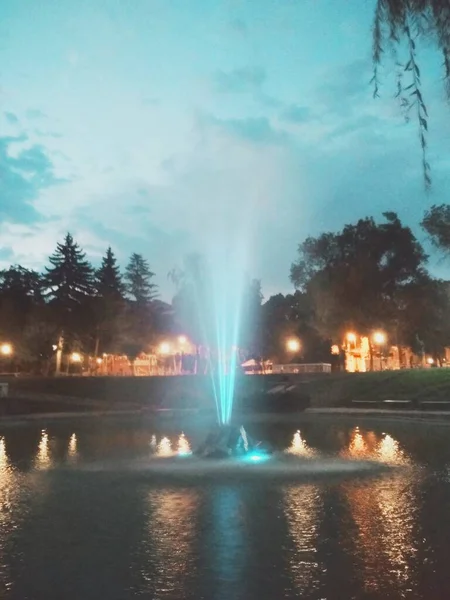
[34, 430, 51, 470]
[342, 427, 411, 466]
[286, 430, 315, 458]
[0, 421, 449, 599]
[139, 488, 199, 598]
[68, 433, 77, 460]
[340, 428, 418, 595]
[284, 483, 322, 596]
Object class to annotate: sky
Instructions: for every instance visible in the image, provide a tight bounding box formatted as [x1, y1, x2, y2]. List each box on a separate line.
[1, 0, 450, 300]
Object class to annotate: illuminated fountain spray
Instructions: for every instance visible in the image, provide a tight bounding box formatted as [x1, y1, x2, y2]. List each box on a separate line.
[194, 254, 247, 426]
[287, 430, 315, 458]
[177, 433, 192, 456]
[157, 437, 173, 457]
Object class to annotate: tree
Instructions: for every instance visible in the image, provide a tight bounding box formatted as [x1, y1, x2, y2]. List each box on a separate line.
[422, 204, 450, 251]
[372, 1, 450, 186]
[261, 292, 331, 364]
[396, 275, 450, 361]
[124, 253, 158, 304]
[45, 233, 94, 307]
[43, 233, 95, 352]
[0, 266, 45, 364]
[96, 247, 125, 300]
[290, 212, 428, 343]
[93, 247, 126, 354]
[121, 253, 158, 356]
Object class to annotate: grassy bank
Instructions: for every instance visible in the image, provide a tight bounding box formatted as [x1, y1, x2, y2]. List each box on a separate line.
[2, 369, 450, 416]
[305, 369, 450, 407]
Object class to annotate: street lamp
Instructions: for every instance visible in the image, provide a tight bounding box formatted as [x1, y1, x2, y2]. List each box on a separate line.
[346, 332, 356, 344]
[159, 342, 171, 355]
[286, 338, 300, 353]
[373, 331, 386, 345]
[178, 335, 187, 345]
[0, 343, 12, 356]
[70, 352, 82, 363]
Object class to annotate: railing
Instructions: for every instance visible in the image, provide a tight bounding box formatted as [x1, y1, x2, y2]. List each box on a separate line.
[271, 363, 332, 374]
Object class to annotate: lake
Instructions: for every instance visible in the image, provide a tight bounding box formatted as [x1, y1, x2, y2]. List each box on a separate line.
[0, 415, 449, 599]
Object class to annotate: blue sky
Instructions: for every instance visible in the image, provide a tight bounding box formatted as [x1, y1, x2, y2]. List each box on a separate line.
[1, 0, 450, 300]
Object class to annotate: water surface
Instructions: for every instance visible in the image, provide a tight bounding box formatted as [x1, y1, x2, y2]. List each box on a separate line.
[0, 416, 449, 599]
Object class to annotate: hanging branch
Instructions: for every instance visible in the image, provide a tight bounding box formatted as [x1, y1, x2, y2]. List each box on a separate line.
[404, 18, 431, 188]
[372, 0, 450, 189]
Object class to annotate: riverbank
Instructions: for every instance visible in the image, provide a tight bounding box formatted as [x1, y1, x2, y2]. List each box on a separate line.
[2, 369, 450, 418]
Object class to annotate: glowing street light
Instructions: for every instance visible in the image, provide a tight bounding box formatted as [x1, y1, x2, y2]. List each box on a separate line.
[178, 335, 187, 345]
[427, 357, 434, 365]
[96, 357, 103, 365]
[373, 331, 386, 345]
[159, 342, 171, 355]
[0, 343, 12, 356]
[286, 338, 300, 353]
[70, 352, 82, 363]
[346, 332, 356, 344]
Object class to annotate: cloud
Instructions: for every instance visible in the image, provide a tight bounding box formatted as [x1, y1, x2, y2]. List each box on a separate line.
[0, 136, 66, 225]
[198, 113, 288, 145]
[280, 104, 311, 124]
[316, 59, 372, 117]
[34, 129, 63, 139]
[212, 66, 266, 94]
[4, 112, 19, 125]
[25, 109, 47, 120]
[228, 18, 248, 36]
[142, 97, 160, 107]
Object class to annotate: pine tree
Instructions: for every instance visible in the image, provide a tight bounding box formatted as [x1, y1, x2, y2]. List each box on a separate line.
[44, 233, 95, 361]
[93, 247, 125, 354]
[45, 233, 94, 307]
[95, 247, 125, 300]
[124, 253, 158, 303]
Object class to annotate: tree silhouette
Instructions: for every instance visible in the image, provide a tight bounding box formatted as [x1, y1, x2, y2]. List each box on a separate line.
[93, 247, 126, 354]
[44, 233, 95, 352]
[124, 253, 158, 304]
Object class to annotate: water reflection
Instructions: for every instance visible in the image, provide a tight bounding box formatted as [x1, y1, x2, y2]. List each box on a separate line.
[34, 430, 51, 470]
[156, 436, 173, 457]
[67, 433, 77, 460]
[209, 487, 247, 599]
[284, 483, 322, 595]
[151, 434, 192, 457]
[343, 427, 410, 466]
[177, 433, 192, 456]
[342, 428, 418, 595]
[140, 489, 199, 598]
[286, 430, 315, 457]
[377, 433, 410, 465]
[0, 438, 13, 512]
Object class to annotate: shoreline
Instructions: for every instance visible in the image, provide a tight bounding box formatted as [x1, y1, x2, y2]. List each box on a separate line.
[1, 406, 450, 427]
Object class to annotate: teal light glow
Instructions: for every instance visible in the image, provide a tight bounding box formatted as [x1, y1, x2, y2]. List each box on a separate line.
[178, 451, 192, 457]
[208, 256, 246, 426]
[185, 246, 251, 426]
[243, 452, 270, 463]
